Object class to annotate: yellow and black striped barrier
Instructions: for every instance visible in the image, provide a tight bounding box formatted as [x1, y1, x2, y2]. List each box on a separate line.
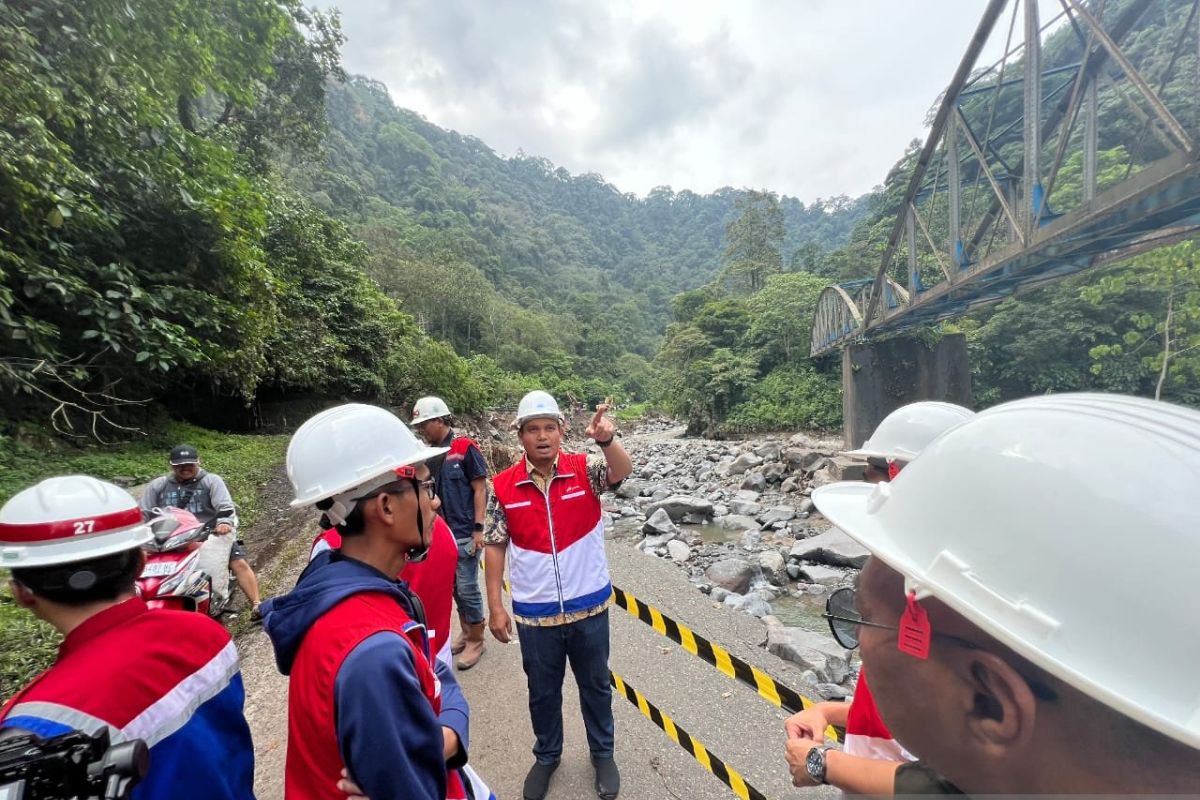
[611, 584, 839, 742]
[610, 670, 769, 800]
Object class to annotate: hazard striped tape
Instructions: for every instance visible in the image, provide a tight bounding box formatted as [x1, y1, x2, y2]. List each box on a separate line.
[610, 584, 839, 742]
[610, 671, 769, 800]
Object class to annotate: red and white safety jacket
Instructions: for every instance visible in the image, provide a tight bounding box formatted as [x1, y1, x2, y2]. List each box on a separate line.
[491, 452, 611, 621]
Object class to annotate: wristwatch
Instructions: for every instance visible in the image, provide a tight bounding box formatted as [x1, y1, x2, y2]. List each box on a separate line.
[473, 522, 484, 532]
[596, 436, 615, 448]
[805, 745, 833, 785]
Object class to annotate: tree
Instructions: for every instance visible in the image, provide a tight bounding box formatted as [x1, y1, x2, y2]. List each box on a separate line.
[720, 190, 785, 293]
[1083, 241, 1200, 403]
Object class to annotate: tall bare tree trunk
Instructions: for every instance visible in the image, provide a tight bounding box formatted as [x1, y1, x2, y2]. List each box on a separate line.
[1155, 285, 1174, 401]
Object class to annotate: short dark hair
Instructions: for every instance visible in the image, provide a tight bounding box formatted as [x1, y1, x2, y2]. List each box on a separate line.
[11, 548, 142, 606]
[316, 479, 416, 538]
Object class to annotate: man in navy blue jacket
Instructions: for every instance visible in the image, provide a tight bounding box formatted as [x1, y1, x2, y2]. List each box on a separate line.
[262, 403, 470, 800]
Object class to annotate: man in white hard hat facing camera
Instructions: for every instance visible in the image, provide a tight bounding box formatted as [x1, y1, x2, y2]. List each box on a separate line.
[262, 404, 473, 800]
[809, 394, 1200, 794]
[0, 475, 255, 799]
[484, 391, 632, 800]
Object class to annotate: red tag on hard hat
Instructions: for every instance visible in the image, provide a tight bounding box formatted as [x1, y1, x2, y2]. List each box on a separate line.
[897, 591, 931, 660]
[395, 465, 416, 479]
[887, 461, 902, 481]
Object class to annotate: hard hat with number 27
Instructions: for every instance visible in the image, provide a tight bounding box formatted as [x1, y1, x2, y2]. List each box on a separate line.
[0, 476, 153, 568]
[813, 393, 1200, 748]
[410, 396, 452, 426]
[846, 401, 975, 462]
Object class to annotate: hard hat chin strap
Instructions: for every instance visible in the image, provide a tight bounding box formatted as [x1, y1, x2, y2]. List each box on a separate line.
[404, 477, 430, 563]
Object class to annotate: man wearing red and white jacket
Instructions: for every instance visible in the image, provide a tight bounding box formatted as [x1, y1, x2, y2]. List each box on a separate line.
[0, 476, 255, 800]
[484, 391, 632, 800]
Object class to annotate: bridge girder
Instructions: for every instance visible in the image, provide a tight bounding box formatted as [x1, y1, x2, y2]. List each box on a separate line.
[811, 0, 1200, 358]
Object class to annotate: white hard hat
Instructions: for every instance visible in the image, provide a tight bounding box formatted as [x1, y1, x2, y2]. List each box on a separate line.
[813, 393, 1200, 749]
[0, 476, 152, 569]
[410, 396, 452, 426]
[514, 390, 564, 429]
[846, 401, 975, 462]
[287, 403, 448, 512]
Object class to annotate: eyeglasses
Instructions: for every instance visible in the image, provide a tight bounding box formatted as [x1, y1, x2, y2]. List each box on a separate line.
[355, 479, 436, 503]
[823, 587, 1058, 701]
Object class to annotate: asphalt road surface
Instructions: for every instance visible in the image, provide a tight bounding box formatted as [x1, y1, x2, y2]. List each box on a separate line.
[240, 527, 839, 800]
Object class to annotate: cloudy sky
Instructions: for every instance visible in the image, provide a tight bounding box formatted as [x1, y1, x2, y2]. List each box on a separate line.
[320, 1, 1045, 202]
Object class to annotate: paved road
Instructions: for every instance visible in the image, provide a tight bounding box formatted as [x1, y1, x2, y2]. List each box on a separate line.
[240, 534, 837, 800]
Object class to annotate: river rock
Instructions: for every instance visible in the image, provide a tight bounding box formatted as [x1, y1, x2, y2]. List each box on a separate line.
[650, 488, 672, 502]
[786, 563, 803, 580]
[739, 595, 773, 618]
[780, 476, 800, 493]
[712, 503, 729, 517]
[643, 508, 678, 537]
[729, 453, 764, 475]
[729, 498, 762, 517]
[616, 480, 646, 500]
[705, 558, 754, 594]
[740, 472, 766, 492]
[798, 564, 848, 586]
[817, 683, 850, 701]
[667, 539, 692, 563]
[639, 532, 677, 552]
[645, 495, 714, 521]
[718, 514, 760, 531]
[763, 462, 787, 482]
[711, 587, 730, 603]
[790, 527, 870, 568]
[765, 627, 851, 683]
[759, 505, 796, 526]
[753, 442, 782, 461]
[798, 497, 816, 514]
[740, 529, 762, 550]
[758, 550, 787, 585]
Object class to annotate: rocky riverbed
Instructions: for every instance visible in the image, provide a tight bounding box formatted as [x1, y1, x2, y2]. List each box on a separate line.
[599, 424, 872, 700]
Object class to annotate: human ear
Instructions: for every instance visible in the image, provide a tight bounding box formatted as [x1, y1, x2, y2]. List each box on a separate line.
[960, 649, 1038, 755]
[9, 579, 36, 610]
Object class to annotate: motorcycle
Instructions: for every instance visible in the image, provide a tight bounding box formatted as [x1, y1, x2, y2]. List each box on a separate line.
[137, 507, 230, 616]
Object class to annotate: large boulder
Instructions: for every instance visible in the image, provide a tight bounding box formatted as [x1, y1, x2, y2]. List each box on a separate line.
[765, 627, 851, 683]
[790, 527, 870, 568]
[753, 442, 782, 461]
[740, 472, 766, 492]
[798, 564, 849, 586]
[705, 558, 754, 594]
[759, 505, 797, 526]
[729, 453, 764, 476]
[644, 495, 714, 521]
[718, 514, 760, 531]
[763, 462, 787, 483]
[758, 550, 788, 585]
[729, 498, 762, 517]
[667, 539, 692, 563]
[616, 480, 646, 500]
[642, 508, 678, 537]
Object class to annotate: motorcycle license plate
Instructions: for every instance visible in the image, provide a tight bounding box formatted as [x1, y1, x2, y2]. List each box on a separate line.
[141, 561, 178, 578]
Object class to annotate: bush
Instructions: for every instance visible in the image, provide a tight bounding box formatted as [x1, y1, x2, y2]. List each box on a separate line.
[725, 364, 841, 432]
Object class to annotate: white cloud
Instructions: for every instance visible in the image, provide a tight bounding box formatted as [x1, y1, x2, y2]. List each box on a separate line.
[322, 0, 1047, 200]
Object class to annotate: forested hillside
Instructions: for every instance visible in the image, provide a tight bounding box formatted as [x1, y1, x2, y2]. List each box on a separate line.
[654, 0, 1200, 434]
[0, 0, 865, 437]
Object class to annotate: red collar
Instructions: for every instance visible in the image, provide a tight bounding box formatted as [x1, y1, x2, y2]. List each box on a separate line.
[59, 597, 148, 660]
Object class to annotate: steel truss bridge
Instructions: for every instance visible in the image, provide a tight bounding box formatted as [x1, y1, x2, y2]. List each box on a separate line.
[811, 0, 1200, 357]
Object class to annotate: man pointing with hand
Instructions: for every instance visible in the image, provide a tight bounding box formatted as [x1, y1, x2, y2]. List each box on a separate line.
[484, 391, 632, 800]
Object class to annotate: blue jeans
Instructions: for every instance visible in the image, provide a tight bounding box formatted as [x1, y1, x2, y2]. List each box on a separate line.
[454, 540, 485, 624]
[517, 610, 615, 764]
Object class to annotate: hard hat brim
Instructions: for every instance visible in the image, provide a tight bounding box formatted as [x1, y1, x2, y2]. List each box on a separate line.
[290, 445, 450, 508]
[843, 446, 904, 461]
[0, 522, 153, 569]
[409, 413, 449, 428]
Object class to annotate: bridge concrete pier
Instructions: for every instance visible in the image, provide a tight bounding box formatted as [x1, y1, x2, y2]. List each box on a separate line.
[842, 334, 973, 449]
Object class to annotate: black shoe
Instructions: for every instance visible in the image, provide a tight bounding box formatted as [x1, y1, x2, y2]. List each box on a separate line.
[523, 760, 560, 800]
[592, 756, 620, 800]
